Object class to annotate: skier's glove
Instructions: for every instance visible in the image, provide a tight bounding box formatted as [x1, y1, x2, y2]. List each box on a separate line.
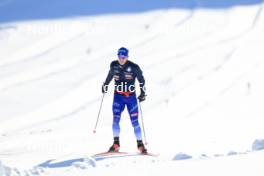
[102, 84, 108, 94]
[138, 93, 146, 102]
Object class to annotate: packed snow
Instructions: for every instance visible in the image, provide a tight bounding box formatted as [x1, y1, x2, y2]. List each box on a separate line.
[1, 0, 264, 176]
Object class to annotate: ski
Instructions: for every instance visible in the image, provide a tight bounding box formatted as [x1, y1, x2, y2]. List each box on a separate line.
[93, 151, 158, 157]
[92, 151, 159, 161]
[140, 152, 159, 157]
[93, 151, 128, 157]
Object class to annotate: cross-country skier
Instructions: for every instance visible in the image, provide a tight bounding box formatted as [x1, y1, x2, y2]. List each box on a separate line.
[102, 47, 147, 154]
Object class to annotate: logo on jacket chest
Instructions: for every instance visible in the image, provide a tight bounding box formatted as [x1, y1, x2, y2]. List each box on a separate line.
[124, 72, 133, 80]
[126, 67, 132, 72]
[125, 74, 133, 79]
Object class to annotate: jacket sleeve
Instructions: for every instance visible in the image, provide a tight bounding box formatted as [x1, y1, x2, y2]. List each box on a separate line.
[104, 62, 114, 85]
[135, 65, 146, 94]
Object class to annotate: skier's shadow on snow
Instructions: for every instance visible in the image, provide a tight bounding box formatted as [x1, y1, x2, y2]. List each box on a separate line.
[37, 158, 84, 168]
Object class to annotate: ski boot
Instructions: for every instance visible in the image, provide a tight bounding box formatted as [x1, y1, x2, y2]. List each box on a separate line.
[137, 140, 147, 154]
[108, 137, 120, 152]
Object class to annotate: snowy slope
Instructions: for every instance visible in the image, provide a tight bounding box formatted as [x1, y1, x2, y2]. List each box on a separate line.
[1, 0, 264, 176]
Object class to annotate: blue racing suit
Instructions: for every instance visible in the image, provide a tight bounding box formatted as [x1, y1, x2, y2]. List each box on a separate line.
[103, 60, 146, 140]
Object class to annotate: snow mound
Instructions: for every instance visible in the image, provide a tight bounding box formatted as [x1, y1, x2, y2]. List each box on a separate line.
[0, 161, 11, 176]
[173, 153, 192, 160]
[252, 139, 264, 151]
[0, 161, 45, 176]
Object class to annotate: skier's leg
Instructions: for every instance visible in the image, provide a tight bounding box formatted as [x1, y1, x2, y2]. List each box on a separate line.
[112, 94, 125, 139]
[127, 94, 143, 141]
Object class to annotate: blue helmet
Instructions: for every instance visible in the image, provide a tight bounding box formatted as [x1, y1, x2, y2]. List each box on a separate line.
[117, 47, 129, 57]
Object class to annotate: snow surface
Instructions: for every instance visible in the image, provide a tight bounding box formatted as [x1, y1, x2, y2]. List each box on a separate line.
[1, 0, 264, 175]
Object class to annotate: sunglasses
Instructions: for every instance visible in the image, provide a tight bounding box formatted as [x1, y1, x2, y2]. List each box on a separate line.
[118, 55, 128, 59]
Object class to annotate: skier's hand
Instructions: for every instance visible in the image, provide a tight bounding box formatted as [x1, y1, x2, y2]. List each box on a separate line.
[138, 93, 146, 102]
[102, 84, 108, 94]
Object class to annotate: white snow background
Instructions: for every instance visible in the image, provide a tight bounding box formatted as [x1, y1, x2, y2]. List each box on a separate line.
[0, 0, 264, 175]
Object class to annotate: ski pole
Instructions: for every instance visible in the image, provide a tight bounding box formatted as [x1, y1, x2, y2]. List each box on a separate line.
[93, 93, 105, 133]
[139, 101, 148, 145]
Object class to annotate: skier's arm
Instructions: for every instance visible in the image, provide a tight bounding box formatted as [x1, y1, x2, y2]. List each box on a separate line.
[136, 65, 146, 95]
[104, 62, 115, 85]
[102, 63, 114, 93]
